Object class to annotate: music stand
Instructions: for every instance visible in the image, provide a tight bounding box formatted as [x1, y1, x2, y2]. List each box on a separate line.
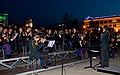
[60, 24, 65, 75]
[47, 40, 55, 52]
[47, 40, 55, 48]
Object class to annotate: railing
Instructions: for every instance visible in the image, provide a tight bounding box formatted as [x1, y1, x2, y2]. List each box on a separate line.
[16, 59, 89, 75]
[0, 56, 28, 69]
[0, 51, 77, 69]
[0, 48, 5, 59]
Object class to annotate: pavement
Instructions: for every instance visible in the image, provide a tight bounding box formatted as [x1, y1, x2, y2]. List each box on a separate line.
[0, 53, 120, 75]
[40, 58, 119, 75]
[16, 57, 120, 75]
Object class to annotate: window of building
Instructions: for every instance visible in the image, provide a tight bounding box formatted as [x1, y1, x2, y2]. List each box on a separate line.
[117, 19, 120, 23]
[100, 21, 103, 24]
[109, 25, 112, 27]
[104, 21, 107, 23]
[108, 20, 112, 23]
[119, 24, 120, 26]
[95, 21, 99, 25]
[113, 24, 116, 27]
[84, 22, 88, 25]
[113, 20, 116, 23]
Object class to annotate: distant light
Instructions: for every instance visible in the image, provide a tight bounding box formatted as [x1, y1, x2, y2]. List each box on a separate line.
[113, 20, 116, 23]
[115, 28, 118, 32]
[4, 14, 8, 15]
[85, 15, 120, 20]
[110, 15, 117, 17]
[98, 28, 101, 31]
[0, 16, 6, 20]
[85, 16, 94, 20]
[94, 17, 99, 19]
[83, 26, 86, 29]
[26, 24, 28, 27]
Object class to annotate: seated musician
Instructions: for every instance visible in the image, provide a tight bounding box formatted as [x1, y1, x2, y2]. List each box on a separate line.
[28, 32, 48, 69]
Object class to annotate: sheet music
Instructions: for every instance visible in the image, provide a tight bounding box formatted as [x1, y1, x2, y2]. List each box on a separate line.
[47, 40, 55, 47]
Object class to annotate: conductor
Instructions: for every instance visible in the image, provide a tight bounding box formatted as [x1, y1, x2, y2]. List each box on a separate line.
[99, 25, 110, 68]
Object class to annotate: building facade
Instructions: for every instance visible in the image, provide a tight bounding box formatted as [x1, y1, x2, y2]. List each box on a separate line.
[83, 15, 120, 32]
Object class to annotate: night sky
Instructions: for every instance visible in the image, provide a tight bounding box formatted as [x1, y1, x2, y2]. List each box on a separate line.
[0, 0, 120, 26]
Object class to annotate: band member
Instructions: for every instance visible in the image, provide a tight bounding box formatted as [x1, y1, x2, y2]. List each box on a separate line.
[100, 26, 110, 68]
[18, 27, 24, 53]
[1, 35, 12, 59]
[28, 33, 48, 69]
[23, 27, 32, 54]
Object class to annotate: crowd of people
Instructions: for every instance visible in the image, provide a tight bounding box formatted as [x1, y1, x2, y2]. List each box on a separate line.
[0, 23, 90, 58]
[0, 23, 119, 68]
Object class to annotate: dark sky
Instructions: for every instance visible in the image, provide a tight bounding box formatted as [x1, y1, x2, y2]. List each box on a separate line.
[0, 0, 120, 25]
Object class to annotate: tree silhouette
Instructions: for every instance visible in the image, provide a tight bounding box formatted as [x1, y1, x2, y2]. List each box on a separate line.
[63, 13, 80, 28]
[63, 13, 69, 24]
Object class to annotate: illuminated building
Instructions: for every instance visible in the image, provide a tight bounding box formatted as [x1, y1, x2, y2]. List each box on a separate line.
[0, 14, 8, 26]
[83, 15, 120, 31]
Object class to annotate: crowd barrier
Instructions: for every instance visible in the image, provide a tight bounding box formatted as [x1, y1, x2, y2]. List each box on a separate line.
[0, 51, 77, 69]
[16, 59, 89, 75]
[0, 48, 5, 59]
[0, 56, 28, 69]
